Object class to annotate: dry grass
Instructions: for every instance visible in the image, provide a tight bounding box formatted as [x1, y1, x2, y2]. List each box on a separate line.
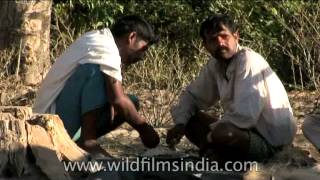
[0, 47, 17, 79]
[123, 40, 210, 127]
[0, 47, 31, 106]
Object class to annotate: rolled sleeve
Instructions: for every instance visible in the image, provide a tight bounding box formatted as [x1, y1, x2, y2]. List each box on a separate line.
[100, 64, 122, 82]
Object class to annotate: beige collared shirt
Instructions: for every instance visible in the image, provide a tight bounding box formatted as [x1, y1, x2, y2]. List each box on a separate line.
[171, 46, 296, 146]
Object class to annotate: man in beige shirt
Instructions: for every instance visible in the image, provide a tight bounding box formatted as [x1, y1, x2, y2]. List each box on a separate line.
[166, 14, 296, 162]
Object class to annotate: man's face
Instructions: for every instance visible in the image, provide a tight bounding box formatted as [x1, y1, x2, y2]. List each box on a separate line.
[203, 25, 239, 61]
[126, 39, 149, 65]
[122, 32, 149, 66]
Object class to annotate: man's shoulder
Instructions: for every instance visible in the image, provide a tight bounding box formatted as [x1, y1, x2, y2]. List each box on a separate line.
[206, 57, 220, 72]
[77, 28, 119, 57]
[79, 28, 113, 41]
[240, 47, 264, 60]
[237, 47, 268, 67]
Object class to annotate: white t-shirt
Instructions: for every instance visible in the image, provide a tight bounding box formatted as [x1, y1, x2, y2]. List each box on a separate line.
[33, 28, 121, 113]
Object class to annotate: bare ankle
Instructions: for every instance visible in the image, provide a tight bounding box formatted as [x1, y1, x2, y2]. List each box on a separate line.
[79, 140, 111, 157]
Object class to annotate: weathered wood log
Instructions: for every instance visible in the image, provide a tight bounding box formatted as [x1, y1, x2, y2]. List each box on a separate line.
[0, 106, 89, 179]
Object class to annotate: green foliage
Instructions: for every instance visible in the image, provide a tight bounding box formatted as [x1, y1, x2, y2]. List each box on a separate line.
[51, 0, 320, 91]
[53, 0, 123, 31]
[268, 1, 320, 89]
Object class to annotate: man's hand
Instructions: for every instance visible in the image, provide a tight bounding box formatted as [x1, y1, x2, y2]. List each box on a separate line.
[135, 123, 160, 148]
[166, 124, 186, 149]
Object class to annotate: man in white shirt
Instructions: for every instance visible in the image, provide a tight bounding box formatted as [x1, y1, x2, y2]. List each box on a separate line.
[34, 16, 160, 156]
[166, 14, 296, 162]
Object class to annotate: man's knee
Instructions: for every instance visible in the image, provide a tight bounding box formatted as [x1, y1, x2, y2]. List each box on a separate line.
[185, 112, 217, 133]
[185, 114, 209, 138]
[184, 113, 212, 148]
[210, 122, 245, 145]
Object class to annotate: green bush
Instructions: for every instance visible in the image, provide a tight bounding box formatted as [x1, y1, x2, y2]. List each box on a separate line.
[51, 0, 320, 90]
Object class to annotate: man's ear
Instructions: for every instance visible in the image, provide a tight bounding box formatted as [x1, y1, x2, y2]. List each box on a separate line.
[128, 32, 137, 45]
[233, 30, 239, 41]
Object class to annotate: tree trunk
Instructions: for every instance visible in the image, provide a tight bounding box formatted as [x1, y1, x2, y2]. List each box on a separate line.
[0, 0, 52, 85]
[0, 106, 89, 179]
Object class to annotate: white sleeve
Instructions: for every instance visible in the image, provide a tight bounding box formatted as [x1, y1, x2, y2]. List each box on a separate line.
[78, 29, 123, 82]
[171, 60, 220, 125]
[100, 60, 122, 82]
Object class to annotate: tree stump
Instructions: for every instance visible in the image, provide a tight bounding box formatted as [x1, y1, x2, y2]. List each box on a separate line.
[0, 106, 89, 180]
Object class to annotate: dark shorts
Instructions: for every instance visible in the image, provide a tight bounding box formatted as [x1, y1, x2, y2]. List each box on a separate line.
[55, 64, 139, 141]
[246, 130, 282, 162]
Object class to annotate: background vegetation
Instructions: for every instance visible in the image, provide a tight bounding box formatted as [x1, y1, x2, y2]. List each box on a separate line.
[51, 0, 320, 90]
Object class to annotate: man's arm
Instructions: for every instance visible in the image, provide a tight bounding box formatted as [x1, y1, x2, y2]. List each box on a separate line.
[171, 60, 220, 125]
[167, 60, 219, 148]
[104, 75, 144, 126]
[104, 75, 160, 148]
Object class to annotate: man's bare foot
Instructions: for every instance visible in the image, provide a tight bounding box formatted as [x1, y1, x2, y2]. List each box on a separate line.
[78, 139, 112, 158]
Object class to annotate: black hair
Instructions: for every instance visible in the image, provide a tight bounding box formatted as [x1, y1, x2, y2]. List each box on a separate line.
[200, 14, 238, 41]
[111, 15, 158, 45]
